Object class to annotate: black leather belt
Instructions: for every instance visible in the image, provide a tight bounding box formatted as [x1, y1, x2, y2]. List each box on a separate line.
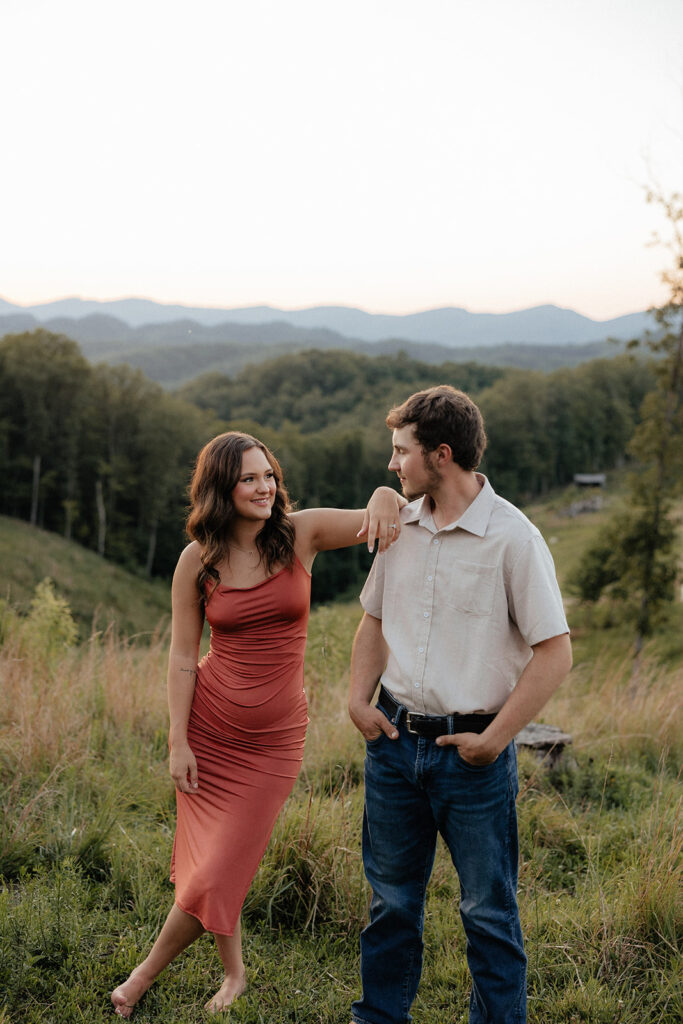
[378, 685, 496, 738]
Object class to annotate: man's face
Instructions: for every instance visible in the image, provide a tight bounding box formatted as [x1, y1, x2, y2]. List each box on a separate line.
[388, 425, 441, 501]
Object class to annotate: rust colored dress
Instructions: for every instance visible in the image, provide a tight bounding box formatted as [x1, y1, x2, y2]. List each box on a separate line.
[170, 555, 311, 935]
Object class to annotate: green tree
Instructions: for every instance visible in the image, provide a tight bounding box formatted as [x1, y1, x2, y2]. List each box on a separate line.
[177, 350, 505, 435]
[132, 393, 219, 576]
[571, 190, 683, 651]
[0, 330, 92, 530]
[80, 364, 217, 571]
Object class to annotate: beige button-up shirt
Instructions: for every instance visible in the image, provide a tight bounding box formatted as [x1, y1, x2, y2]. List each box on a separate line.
[360, 475, 569, 715]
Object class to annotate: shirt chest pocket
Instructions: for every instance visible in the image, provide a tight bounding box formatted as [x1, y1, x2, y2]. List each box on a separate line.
[446, 559, 498, 616]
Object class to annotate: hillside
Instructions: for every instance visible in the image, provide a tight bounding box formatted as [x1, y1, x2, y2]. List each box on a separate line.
[102, 337, 617, 387]
[0, 515, 170, 637]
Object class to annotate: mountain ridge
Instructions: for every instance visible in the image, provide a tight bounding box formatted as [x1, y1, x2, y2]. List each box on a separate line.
[0, 295, 651, 347]
[0, 309, 623, 384]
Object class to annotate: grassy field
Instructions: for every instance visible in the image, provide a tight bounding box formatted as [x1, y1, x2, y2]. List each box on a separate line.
[0, 489, 681, 1023]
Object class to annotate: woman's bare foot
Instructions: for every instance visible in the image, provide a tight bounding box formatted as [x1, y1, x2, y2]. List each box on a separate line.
[111, 967, 153, 1018]
[204, 969, 247, 1013]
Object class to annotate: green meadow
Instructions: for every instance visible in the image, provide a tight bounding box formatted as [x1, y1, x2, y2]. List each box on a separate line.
[0, 489, 681, 1024]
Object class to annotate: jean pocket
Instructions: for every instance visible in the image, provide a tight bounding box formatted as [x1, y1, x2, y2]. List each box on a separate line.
[454, 747, 500, 771]
[365, 731, 386, 748]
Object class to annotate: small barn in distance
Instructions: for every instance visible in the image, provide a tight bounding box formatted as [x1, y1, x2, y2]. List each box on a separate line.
[566, 473, 606, 516]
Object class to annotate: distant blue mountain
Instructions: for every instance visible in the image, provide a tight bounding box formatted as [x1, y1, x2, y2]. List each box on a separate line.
[0, 296, 651, 347]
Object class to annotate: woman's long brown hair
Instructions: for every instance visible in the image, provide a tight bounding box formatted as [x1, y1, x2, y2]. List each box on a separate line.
[186, 432, 295, 601]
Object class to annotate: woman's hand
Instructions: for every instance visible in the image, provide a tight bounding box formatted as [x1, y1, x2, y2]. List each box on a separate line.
[169, 740, 199, 793]
[358, 486, 407, 552]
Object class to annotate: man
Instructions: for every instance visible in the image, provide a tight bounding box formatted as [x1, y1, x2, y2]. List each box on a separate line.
[348, 385, 571, 1024]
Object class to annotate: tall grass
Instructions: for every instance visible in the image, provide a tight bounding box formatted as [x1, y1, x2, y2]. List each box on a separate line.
[546, 648, 682, 772]
[0, 584, 168, 773]
[0, 583, 681, 1023]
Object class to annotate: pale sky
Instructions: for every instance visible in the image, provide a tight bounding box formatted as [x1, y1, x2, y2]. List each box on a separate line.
[2, 0, 682, 320]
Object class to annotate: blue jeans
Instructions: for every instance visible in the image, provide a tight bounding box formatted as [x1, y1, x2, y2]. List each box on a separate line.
[352, 704, 526, 1024]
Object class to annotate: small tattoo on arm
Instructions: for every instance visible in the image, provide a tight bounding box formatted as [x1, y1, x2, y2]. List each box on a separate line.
[180, 667, 197, 677]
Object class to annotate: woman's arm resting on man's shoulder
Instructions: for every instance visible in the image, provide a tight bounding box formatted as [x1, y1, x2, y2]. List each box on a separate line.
[167, 544, 205, 794]
[291, 487, 406, 561]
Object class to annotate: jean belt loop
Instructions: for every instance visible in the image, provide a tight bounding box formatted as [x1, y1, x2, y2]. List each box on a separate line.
[447, 713, 455, 735]
[393, 701, 407, 727]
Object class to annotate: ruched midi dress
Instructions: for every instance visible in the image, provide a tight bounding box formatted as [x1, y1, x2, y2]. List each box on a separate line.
[170, 556, 311, 935]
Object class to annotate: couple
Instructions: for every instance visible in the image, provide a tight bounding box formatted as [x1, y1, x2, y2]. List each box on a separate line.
[112, 385, 571, 1024]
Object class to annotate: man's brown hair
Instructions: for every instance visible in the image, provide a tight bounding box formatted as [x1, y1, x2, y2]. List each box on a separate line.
[386, 385, 487, 471]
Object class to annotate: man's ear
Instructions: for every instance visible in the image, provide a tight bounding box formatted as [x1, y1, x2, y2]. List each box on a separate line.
[434, 443, 453, 465]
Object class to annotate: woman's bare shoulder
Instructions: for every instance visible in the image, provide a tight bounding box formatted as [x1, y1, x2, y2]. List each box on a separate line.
[174, 541, 203, 580]
[288, 508, 312, 533]
[171, 542, 205, 625]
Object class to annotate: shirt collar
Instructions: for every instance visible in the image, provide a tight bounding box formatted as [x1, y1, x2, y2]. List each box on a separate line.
[402, 474, 496, 537]
[402, 498, 426, 525]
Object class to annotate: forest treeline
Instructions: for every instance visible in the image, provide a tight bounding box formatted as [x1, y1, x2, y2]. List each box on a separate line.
[0, 329, 653, 601]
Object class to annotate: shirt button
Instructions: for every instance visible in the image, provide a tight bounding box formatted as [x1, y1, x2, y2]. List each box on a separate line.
[414, 682, 420, 688]
[433, 539, 439, 545]
[427, 575, 433, 581]
[418, 646, 424, 653]
[423, 612, 429, 618]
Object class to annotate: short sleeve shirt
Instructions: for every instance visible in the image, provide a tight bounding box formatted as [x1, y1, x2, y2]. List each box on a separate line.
[360, 475, 569, 715]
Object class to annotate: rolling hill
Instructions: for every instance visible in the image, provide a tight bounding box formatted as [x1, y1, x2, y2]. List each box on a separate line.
[0, 515, 171, 637]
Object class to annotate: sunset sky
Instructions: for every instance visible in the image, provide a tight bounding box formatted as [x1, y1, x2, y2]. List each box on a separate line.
[2, 0, 682, 320]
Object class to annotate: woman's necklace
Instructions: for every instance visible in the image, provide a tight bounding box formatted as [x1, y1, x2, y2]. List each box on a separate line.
[230, 541, 259, 558]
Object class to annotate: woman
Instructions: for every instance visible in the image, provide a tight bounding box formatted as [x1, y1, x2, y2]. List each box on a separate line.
[111, 431, 402, 1017]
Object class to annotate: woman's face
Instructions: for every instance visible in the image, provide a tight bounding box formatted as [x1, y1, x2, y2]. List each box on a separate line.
[231, 447, 277, 522]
